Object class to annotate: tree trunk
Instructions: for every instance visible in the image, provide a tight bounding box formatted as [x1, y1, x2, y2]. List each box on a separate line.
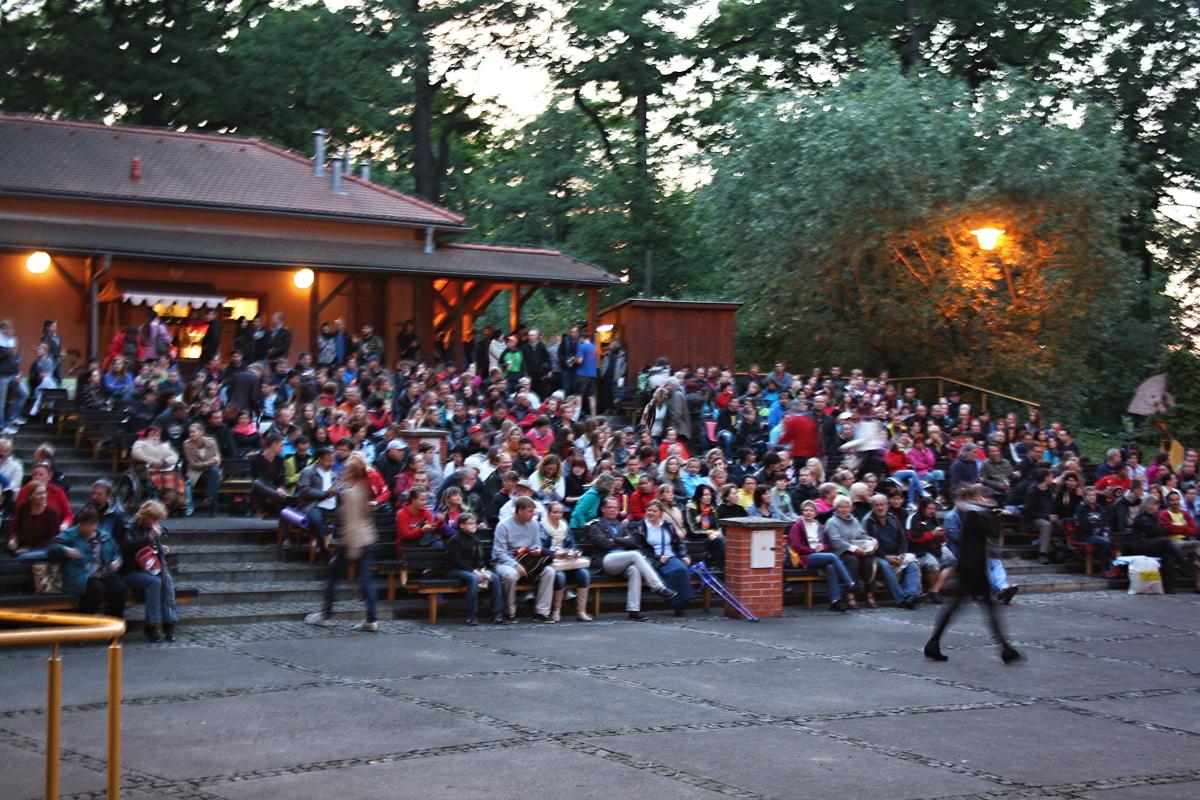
[409, 0, 438, 202]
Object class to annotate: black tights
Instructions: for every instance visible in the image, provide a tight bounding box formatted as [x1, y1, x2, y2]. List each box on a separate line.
[929, 589, 1009, 649]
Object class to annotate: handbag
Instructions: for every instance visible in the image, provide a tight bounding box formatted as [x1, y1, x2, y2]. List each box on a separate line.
[554, 554, 591, 571]
[136, 545, 163, 575]
[514, 547, 554, 581]
[31, 562, 63, 594]
[850, 536, 879, 555]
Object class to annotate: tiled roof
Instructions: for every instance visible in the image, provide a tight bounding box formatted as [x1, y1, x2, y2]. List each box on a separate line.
[0, 114, 466, 228]
[0, 217, 619, 286]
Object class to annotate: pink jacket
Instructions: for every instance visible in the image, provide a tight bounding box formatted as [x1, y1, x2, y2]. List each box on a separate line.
[906, 445, 936, 477]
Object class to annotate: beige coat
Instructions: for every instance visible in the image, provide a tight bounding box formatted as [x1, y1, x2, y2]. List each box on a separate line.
[337, 481, 377, 560]
[183, 436, 222, 484]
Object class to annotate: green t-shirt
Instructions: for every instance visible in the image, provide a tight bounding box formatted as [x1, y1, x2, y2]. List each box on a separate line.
[502, 348, 524, 375]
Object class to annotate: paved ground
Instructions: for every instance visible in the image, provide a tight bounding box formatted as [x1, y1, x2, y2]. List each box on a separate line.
[3, 590, 1200, 800]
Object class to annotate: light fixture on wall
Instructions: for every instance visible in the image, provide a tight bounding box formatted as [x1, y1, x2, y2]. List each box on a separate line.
[293, 268, 315, 289]
[26, 251, 51, 274]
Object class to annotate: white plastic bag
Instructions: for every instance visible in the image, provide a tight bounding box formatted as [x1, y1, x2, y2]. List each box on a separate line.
[1118, 555, 1163, 595]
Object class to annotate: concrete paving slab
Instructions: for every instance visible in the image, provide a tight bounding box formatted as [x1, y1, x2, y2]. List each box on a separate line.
[587, 724, 1000, 799]
[1080, 780, 1200, 799]
[628, 657, 1004, 717]
[1, 685, 504, 780]
[395, 670, 743, 733]
[1050, 595, 1200, 631]
[1061, 635, 1200, 674]
[0, 645, 313, 710]
[449, 621, 774, 666]
[844, 643, 1186, 697]
[816, 705, 1196, 784]
[1063, 693, 1200, 734]
[237, 633, 544, 679]
[203, 741, 733, 800]
[0, 741, 113, 800]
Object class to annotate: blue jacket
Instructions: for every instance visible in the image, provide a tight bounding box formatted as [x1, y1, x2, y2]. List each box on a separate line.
[50, 526, 122, 594]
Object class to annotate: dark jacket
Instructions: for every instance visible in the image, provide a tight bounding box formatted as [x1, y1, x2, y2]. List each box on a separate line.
[226, 371, 261, 414]
[200, 319, 222, 361]
[120, 523, 170, 577]
[444, 530, 489, 572]
[1073, 501, 1110, 540]
[955, 505, 994, 595]
[862, 511, 907, 556]
[265, 326, 292, 361]
[1023, 483, 1055, 523]
[519, 341, 551, 379]
[586, 517, 639, 559]
[622, 518, 687, 562]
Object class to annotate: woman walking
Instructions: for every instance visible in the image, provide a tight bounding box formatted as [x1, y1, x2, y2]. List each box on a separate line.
[305, 455, 379, 631]
[924, 485, 1021, 664]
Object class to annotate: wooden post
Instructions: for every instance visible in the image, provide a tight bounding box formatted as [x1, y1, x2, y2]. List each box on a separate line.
[587, 288, 598, 333]
[308, 271, 319, 355]
[509, 286, 521, 333]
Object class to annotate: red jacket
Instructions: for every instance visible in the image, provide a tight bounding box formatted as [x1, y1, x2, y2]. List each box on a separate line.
[627, 488, 658, 522]
[1158, 508, 1197, 538]
[884, 448, 910, 475]
[777, 415, 821, 459]
[395, 504, 434, 548]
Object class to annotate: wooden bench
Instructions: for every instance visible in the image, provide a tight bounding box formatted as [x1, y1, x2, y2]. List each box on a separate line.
[783, 568, 824, 608]
[216, 458, 253, 513]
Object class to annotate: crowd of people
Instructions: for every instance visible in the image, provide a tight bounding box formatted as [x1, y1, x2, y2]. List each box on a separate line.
[4, 306, 1200, 632]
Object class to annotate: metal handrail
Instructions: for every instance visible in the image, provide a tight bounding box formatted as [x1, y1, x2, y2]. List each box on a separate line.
[0, 610, 125, 800]
[889, 375, 1041, 410]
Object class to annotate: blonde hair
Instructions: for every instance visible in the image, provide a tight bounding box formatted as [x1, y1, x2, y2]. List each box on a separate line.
[849, 482, 871, 503]
[133, 500, 168, 527]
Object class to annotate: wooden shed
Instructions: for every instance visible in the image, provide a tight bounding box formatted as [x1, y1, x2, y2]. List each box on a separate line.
[597, 298, 743, 384]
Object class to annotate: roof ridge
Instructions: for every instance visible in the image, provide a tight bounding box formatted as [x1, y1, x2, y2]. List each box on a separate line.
[0, 112, 260, 147]
[0, 113, 466, 225]
[445, 242, 565, 257]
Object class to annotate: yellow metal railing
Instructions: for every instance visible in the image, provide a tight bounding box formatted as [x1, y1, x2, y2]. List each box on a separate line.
[890, 375, 1040, 411]
[0, 610, 125, 800]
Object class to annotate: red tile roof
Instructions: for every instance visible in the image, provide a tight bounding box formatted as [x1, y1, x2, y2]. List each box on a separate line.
[0, 114, 466, 228]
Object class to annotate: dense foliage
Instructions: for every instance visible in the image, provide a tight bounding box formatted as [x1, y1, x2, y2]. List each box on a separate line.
[2, 0, 1195, 421]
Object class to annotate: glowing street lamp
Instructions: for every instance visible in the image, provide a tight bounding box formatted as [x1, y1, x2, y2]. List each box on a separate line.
[970, 227, 1005, 251]
[293, 268, 315, 289]
[26, 251, 51, 274]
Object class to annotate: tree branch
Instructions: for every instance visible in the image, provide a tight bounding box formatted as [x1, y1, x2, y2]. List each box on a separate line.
[572, 88, 615, 166]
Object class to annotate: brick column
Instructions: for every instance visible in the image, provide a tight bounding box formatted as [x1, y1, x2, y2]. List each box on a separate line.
[721, 517, 786, 619]
[398, 428, 450, 468]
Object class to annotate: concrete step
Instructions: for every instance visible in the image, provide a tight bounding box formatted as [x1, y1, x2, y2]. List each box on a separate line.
[185, 579, 357, 605]
[125, 598, 376, 626]
[175, 563, 326, 583]
[168, 543, 282, 563]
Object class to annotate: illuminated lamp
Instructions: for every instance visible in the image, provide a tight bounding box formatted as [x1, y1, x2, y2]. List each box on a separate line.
[293, 268, 315, 289]
[970, 228, 1005, 251]
[26, 251, 51, 274]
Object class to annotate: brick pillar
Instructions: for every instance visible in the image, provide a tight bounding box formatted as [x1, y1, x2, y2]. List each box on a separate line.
[397, 428, 450, 469]
[721, 518, 785, 619]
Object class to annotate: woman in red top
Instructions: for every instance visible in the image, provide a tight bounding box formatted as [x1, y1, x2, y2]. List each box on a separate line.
[626, 474, 659, 522]
[394, 488, 441, 549]
[15, 462, 72, 530]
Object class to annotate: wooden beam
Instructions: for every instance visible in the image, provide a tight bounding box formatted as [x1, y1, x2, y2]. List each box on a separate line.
[509, 287, 521, 333]
[587, 288, 598, 333]
[309, 270, 319, 354]
[519, 286, 539, 305]
[315, 274, 355, 314]
[50, 256, 87, 302]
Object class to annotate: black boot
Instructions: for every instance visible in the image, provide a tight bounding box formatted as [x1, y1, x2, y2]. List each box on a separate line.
[162, 622, 176, 642]
[1000, 644, 1023, 664]
[923, 640, 948, 661]
[144, 624, 162, 643]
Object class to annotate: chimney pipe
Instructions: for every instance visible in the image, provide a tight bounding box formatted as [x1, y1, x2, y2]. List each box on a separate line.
[130, 156, 142, 182]
[342, 149, 351, 175]
[360, 161, 371, 182]
[424, 226, 435, 254]
[313, 129, 327, 176]
[331, 158, 346, 195]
